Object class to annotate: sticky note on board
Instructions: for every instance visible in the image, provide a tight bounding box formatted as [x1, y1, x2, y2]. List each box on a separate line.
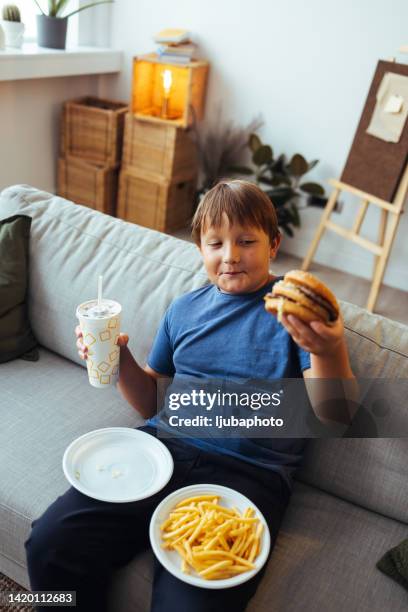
[384, 94, 404, 114]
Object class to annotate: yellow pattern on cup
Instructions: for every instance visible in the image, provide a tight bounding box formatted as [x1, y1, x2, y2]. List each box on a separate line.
[84, 333, 96, 346]
[109, 349, 119, 362]
[99, 330, 111, 342]
[108, 318, 118, 329]
[98, 361, 110, 373]
[100, 374, 111, 384]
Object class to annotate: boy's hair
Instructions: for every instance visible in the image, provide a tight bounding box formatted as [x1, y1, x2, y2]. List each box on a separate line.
[191, 180, 280, 245]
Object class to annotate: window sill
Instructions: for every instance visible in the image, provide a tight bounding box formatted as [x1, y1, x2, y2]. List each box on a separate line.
[0, 43, 122, 82]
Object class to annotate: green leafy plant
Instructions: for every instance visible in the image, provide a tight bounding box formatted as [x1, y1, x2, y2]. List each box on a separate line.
[2, 4, 21, 21]
[33, 0, 113, 19]
[233, 134, 325, 237]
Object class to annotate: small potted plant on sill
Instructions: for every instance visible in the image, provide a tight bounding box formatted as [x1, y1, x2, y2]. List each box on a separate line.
[1, 4, 25, 48]
[33, 0, 114, 50]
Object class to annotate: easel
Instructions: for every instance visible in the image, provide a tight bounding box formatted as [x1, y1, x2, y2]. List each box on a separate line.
[302, 165, 408, 312]
[301, 59, 408, 313]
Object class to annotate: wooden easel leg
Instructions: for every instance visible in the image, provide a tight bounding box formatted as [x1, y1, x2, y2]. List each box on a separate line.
[366, 212, 400, 312]
[372, 208, 388, 281]
[302, 188, 340, 271]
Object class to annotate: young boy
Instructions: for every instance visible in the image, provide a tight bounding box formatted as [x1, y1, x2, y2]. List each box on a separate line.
[25, 180, 355, 612]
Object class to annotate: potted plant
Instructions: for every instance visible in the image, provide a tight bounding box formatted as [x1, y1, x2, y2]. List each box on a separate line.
[193, 110, 326, 237]
[0, 22, 5, 50]
[33, 0, 114, 50]
[232, 134, 326, 237]
[1, 4, 25, 48]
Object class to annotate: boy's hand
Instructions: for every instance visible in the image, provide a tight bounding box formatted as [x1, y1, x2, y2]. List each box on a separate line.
[280, 314, 345, 357]
[74, 325, 129, 360]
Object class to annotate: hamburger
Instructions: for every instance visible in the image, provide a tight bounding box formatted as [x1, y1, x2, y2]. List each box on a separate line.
[264, 270, 340, 325]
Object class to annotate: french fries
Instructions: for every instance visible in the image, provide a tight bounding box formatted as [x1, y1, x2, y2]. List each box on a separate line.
[160, 494, 263, 580]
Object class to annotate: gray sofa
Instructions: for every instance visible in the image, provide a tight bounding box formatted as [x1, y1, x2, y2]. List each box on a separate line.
[0, 184, 407, 611]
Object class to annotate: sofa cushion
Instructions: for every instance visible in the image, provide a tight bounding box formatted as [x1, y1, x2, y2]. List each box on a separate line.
[0, 185, 207, 369]
[296, 301, 408, 524]
[296, 439, 408, 525]
[248, 481, 408, 612]
[107, 482, 408, 612]
[0, 347, 144, 583]
[0, 215, 37, 362]
[341, 300, 408, 378]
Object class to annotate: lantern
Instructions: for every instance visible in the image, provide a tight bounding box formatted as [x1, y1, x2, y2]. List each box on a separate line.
[131, 53, 209, 128]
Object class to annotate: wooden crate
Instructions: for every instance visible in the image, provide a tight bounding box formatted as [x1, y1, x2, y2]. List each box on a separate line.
[132, 54, 209, 128]
[117, 167, 197, 233]
[61, 97, 128, 165]
[58, 156, 119, 216]
[122, 114, 198, 180]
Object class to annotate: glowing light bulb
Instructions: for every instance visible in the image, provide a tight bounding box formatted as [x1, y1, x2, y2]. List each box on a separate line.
[162, 69, 172, 97]
[161, 69, 173, 118]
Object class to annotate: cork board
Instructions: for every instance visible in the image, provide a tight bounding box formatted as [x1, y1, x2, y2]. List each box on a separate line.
[341, 60, 408, 202]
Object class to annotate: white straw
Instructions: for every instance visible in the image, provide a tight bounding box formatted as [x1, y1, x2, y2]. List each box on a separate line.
[97, 275, 103, 310]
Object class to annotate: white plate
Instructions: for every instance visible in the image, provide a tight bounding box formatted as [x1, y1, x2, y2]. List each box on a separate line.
[62, 427, 174, 503]
[149, 483, 271, 589]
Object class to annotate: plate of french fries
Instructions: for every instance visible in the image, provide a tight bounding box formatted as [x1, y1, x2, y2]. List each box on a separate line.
[149, 483, 271, 589]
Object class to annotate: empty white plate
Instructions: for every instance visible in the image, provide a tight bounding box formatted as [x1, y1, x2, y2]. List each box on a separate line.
[149, 483, 271, 589]
[63, 427, 174, 503]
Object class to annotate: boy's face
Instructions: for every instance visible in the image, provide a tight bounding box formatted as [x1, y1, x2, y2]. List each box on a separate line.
[199, 213, 280, 294]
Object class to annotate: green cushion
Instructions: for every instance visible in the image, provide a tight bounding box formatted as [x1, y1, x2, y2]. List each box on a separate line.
[0, 215, 38, 362]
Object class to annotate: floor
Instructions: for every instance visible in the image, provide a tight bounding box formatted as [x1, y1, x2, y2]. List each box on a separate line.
[0, 572, 33, 611]
[171, 228, 408, 326]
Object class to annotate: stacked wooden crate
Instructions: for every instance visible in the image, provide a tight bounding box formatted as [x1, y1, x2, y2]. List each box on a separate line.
[117, 115, 198, 232]
[116, 54, 208, 233]
[58, 97, 128, 216]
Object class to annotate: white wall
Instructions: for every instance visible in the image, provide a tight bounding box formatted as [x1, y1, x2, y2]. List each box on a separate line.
[0, 76, 100, 193]
[1, 0, 407, 291]
[100, 0, 408, 292]
[0, 0, 106, 193]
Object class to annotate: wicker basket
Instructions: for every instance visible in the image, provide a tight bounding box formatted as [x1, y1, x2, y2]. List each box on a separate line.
[122, 114, 198, 181]
[58, 156, 119, 216]
[61, 97, 128, 166]
[117, 167, 197, 233]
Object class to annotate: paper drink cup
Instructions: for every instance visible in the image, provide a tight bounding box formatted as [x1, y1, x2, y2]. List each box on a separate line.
[76, 299, 122, 389]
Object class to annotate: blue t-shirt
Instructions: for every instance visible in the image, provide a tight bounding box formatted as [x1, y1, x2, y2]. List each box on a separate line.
[146, 277, 311, 491]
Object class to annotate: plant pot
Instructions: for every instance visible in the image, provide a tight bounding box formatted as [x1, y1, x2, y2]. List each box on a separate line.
[36, 15, 68, 50]
[1, 20, 25, 48]
[0, 24, 5, 50]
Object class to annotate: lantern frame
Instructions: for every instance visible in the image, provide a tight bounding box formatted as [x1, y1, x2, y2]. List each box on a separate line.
[131, 53, 209, 128]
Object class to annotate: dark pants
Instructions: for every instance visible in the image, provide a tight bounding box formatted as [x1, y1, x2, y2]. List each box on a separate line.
[25, 427, 290, 612]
